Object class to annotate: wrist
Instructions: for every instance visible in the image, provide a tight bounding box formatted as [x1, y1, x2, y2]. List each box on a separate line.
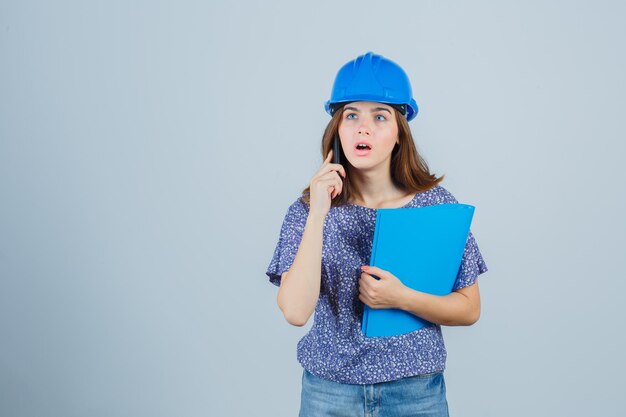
[397, 286, 411, 311]
[398, 286, 422, 314]
[307, 213, 326, 225]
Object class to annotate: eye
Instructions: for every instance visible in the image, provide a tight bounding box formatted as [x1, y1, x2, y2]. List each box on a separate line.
[375, 114, 387, 121]
[346, 113, 357, 120]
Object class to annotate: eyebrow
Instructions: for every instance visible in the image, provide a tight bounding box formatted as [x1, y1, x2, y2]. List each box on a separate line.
[343, 106, 392, 114]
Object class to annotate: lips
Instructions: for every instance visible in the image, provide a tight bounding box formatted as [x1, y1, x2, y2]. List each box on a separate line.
[354, 142, 372, 156]
[355, 141, 372, 151]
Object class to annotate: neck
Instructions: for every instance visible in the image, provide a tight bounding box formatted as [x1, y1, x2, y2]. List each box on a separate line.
[349, 163, 405, 207]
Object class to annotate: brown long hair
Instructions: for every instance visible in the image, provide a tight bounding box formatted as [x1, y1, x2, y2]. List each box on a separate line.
[301, 104, 444, 207]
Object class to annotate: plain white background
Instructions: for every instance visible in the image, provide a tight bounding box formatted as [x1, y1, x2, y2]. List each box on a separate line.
[1, 1, 624, 416]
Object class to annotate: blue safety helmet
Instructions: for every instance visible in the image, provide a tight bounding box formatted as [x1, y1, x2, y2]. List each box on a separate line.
[324, 51, 419, 122]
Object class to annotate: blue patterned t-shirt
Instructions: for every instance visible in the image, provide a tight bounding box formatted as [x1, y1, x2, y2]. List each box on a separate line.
[265, 184, 488, 384]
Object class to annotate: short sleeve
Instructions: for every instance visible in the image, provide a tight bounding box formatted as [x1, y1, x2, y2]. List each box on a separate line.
[452, 230, 488, 291]
[265, 197, 309, 287]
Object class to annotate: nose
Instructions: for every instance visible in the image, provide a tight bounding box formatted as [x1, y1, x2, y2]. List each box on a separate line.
[357, 118, 371, 135]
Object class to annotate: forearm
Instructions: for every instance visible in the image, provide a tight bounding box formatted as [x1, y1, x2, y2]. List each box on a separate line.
[276, 213, 325, 326]
[397, 287, 478, 326]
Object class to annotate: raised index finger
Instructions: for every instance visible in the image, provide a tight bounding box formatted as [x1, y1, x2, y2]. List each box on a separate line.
[324, 149, 333, 163]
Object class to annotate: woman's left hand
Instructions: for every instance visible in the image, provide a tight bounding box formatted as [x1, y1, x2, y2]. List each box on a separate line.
[358, 266, 408, 309]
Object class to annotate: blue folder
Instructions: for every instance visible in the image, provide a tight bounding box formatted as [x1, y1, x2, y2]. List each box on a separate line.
[361, 203, 475, 337]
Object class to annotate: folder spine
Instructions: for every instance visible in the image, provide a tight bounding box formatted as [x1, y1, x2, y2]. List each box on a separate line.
[361, 211, 383, 337]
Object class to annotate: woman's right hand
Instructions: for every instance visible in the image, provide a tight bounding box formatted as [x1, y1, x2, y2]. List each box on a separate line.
[308, 149, 346, 219]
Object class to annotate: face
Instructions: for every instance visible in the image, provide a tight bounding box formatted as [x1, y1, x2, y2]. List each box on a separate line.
[337, 101, 399, 171]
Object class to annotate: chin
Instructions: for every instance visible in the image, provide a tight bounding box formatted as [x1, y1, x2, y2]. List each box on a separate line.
[347, 158, 378, 170]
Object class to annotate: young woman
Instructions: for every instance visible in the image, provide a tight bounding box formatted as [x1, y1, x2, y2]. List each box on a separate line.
[265, 51, 488, 417]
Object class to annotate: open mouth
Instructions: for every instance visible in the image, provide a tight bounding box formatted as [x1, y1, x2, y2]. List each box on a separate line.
[355, 143, 372, 156]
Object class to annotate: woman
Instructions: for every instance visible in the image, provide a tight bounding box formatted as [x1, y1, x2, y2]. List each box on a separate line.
[265, 51, 488, 417]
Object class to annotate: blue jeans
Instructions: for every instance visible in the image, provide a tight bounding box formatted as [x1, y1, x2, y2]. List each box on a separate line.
[299, 368, 450, 417]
